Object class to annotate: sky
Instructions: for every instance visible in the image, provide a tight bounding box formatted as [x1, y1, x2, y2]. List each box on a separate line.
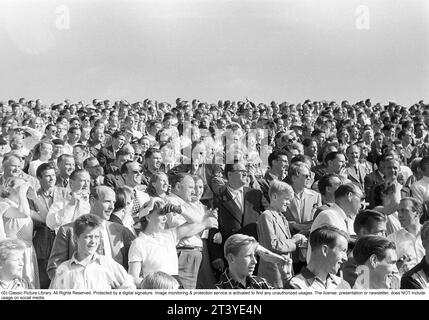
[0, 0, 428, 106]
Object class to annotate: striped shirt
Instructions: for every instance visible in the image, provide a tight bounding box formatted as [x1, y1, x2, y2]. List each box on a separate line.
[0, 278, 33, 290]
[215, 269, 273, 289]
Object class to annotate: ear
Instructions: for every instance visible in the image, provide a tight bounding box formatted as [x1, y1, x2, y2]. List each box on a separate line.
[321, 244, 329, 257]
[73, 233, 78, 245]
[369, 254, 378, 269]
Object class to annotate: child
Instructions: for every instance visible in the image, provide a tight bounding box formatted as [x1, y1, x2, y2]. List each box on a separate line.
[0, 239, 33, 289]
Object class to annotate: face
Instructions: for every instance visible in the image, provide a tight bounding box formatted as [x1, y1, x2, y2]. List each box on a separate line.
[361, 221, 387, 238]
[293, 166, 311, 190]
[273, 192, 292, 212]
[3, 157, 22, 177]
[384, 160, 399, 180]
[0, 250, 25, 280]
[228, 163, 248, 188]
[112, 135, 126, 150]
[92, 190, 116, 220]
[40, 168, 56, 190]
[327, 176, 342, 196]
[347, 146, 361, 164]
[330, 154, 346, 174]
[124, 162, 143, 187]
[398, 200, 419, 229]
[304, 141, 318, 158]
[41, 144, 53, 159]
[69, 129, 81, 142]
[70, 171, 90, 193]
[59, 157, 75, 176]
[153, 174, 169, 195]
[176, 176, 195, 202]
[193, 179, 204, 201]
[148, 152, 163, 170]
[325, 236, 348, 274]
[76, 227, 101, 258]
[141, 139, 150, 152]
[147, 210, 168, 231]
[229, 244, 258, 278]
[272, 155, 289, 173]
[372, 249, 399, 289]
[350, 190, 366, 215]
[73, 147, 86, 163]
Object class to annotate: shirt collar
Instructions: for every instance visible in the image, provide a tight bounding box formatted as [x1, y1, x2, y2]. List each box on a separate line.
[300, 267, 341, 286]
[227, 186, 243, 197]
[168, 192, 187, 205]
[70, 253, 102, 266]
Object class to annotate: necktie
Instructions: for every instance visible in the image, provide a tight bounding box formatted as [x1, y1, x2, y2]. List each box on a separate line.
[131, 189, 140, 217]
[355, 165, 362, 184]
[63, 178, 69, 188]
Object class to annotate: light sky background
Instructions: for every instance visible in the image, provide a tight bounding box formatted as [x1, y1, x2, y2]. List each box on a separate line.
[0, 0, 428, 106]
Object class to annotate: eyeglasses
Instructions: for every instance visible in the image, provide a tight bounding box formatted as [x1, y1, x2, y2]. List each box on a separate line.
[232, 170, 248, 176]
[131, 170, 143, 175]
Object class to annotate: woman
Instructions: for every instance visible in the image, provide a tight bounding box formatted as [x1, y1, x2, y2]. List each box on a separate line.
[191, 175, 218, 289]
[127, 198, 217, 287]
[373, 183, 402, 236]
[256, 180, 307, 288]
[28, 142, 53, 177]
[0, 177, 39, 288]
[109, 187, 136, 235]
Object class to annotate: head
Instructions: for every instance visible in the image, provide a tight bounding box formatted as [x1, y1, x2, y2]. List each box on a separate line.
[140, 271, 180, 290]
[139, 198, 170, 232]
[148, 172, 169, 197]
[0, 239, 26, 281]
[353, 235, 398, 289]
[73, 144, 88, 165]
[121, 161, 143, 188]
[268, 180, 294, 212]
[398, 198, 422, 230]
[144, 148, 163, 171]
[383, 158, 399, 181]
[72, 214, 103, 259]
[268, 150, 289, 174]
[69, 169, 91, 193]
[288, 162, 311, 191]
[302, 138, 318, 158]
[346, 145, 361, 165]
[325, 152, 346, 174]
[318, 174, 342, 202]
[112, 187, 133, 216]
[192, 175, 205, 202]
[57, 154, 75, 178]
[224, 234, 259, 278]
[335, 183, 365, 217]
[111, 131, 126, 150]
[353, 210, 387, 238]
[2, 154, 23, 178]
[309, 226, 349, 274]
[36, 162, 57, 190]
[169, 173, 195, 202]
[90, 186, 116, 220]
[224, 161, 248, 189]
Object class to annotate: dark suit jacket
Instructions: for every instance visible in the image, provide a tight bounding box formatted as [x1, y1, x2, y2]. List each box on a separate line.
[97, 145, 116, 171]
[345, 163, 367, 190]
[364, 170, 384, 207]
[47, 220, 135, 280]
[104, 172, 125, 190]
[208, 186, 263, 262]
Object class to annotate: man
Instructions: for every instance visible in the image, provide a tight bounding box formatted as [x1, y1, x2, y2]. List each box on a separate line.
[55, 154, 75, 189]
[51, 139, 65, 165]
[49, 214, 136, 289]
[401, 221, 429, 289]
[353, 235, 399, 289]
[122, 115, 142, 141]
[72, 144, 88, 170]
[314, 174, 342, 218]
[47, 186, 136, 280]
[103, 149, 132, 190]
[364, 153, 386, 206]
[121, 161, 150, 221]
[257, 150, 289, 204]
[215, 234, 290, 289]
[30, 162, 69, 289]
[63, 127, 82, 155]
[286, 226, 350, 289]
[411, 156, 429, 205]
[208, 161, 264, 276]
[345, 144, 367, 189]
[302, 138, 318, 169]
[97, 131, 126, 171]
[166, 173, 205, 289]
[46, 169, 91, 233]
[141, 147, 164, 186]
[285, 162, 321, 235]
[341, 210, 388, 287]
[388, 197, 425, 274]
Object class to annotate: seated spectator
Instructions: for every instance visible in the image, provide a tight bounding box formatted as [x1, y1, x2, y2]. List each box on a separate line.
[353, 235, 400, 289]
[109, 187, 136, 235]
[56, 154, 75, 189]
[28, 142, 53, 177]
[49, 214, 135, 289]
[286, 226, 350, 289]
[0, 239, 34, 289]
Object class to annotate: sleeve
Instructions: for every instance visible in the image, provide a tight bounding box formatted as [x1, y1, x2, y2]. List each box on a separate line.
[127, 239, 142, 263]
[46, 201, 65, 231]
[411, 183, 423, 204]
[400, 274, 423, 289]
[106, 258, 136, 290]
[47, 226, 70, 280]
[257, 213, 296, 255]
[49, 264, 67, 289]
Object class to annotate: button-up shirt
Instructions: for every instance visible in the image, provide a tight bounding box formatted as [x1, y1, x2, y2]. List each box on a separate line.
[215, 269, 273, 289]
[49, 253, 135, 290]
[286, 267, 351, 290]
[227, 186, 244, 212]
[411, 176, 429, 204]
[0, 278, 33, 290]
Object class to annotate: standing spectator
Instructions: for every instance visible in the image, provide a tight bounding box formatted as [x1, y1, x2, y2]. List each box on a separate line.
[55, 154, 75, 189]
[97, 131, 126, 171]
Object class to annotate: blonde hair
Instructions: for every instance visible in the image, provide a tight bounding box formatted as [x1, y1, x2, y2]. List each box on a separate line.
[140, 272, 180, 289]
[268, 180, 294, 201]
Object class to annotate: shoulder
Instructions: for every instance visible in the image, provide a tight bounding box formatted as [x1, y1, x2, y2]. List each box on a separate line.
[304, 188, 320, 197]
[286, 274, 308, 289]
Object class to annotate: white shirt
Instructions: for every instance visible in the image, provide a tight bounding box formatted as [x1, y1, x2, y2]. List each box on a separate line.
[100, 221, 112, 258]
[227, 186, 244, 211]
[411, 176, 429, 204]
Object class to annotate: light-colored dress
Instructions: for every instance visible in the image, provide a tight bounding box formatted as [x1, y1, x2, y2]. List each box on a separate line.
[0, 199, 40, 288]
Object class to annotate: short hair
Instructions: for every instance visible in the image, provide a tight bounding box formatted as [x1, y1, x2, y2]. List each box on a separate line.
[140, 272, 180, 289]
[57, 153, 74, 165]
[290, 154, 312, 165]
[410, 158, 422, 175]
[268, 180, 294, 200]
[400, 197, 423, 217]
[36, 162, 56, 179]
[83, 157, 98, 168]
[288, 162, 308, 179]
[318, 173, 340, 196]
[169, 172, 192, 190]
[113, 187, 133, 212]
[325, 151, 343, 164]
[268, 150, 288, 168]
[2, 153, 22, 165]
[353, 210, 387, 235]
[111, 131, 126, 139]
[334, 183, 361, 200]
[224, 234, 258, 259]
[353, 235, 396, 265]
[420, 156, 429, 171]
[309, 226, 349, 250]
[90, 185, 114, 201]
[144, 147, 161, 159]
[69, 169, 89, 181]
[73, 214, 102, 238]
[0, 239, 26, 265]
[120, 160, 140, 175]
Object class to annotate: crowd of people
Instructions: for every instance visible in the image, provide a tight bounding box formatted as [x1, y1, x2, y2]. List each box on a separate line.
[0, 97, 429, 290]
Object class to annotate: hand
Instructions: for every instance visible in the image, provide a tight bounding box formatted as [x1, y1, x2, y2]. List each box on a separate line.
[204, 217, 218, 229]
[278, 258, 293, 280]
[213, 232, 222, 244]
[211, 258, 225, 272]
[292, 234, 307, 246]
